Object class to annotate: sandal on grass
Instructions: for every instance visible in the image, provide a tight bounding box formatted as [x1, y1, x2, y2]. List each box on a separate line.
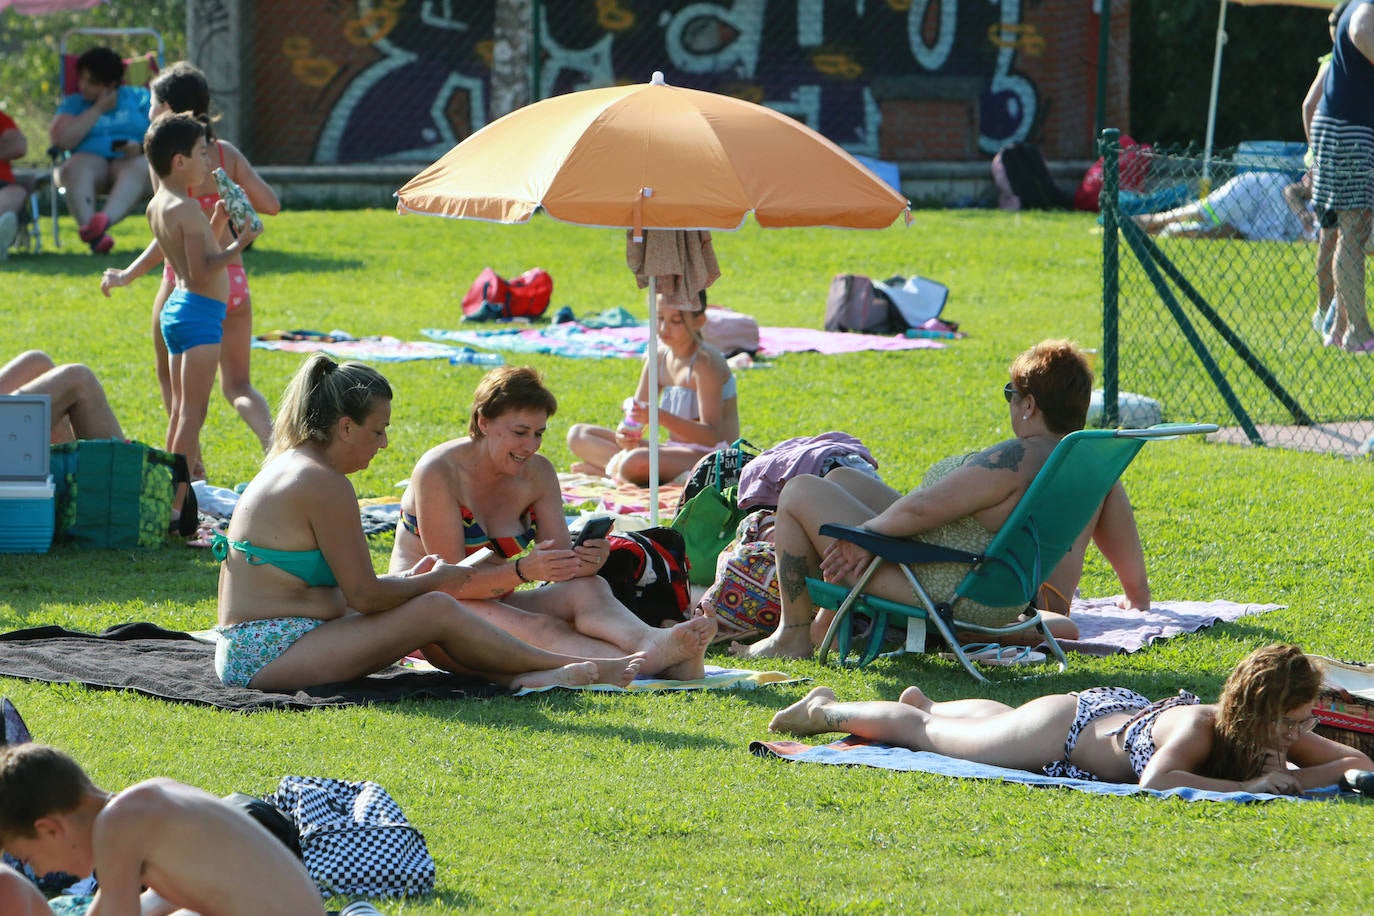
[941, 643, 1047, 667]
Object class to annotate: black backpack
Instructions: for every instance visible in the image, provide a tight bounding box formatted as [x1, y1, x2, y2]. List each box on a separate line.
[992, 142, 1071, 211]
[597, 528, 691, 627]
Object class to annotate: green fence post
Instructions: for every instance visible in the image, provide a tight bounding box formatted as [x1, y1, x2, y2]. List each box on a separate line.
[1100, 128, 1120, 428]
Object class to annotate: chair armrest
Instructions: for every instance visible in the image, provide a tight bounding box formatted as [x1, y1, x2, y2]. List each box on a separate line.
[818, 523, 981, 565]
[1115, 422, 1218, 440]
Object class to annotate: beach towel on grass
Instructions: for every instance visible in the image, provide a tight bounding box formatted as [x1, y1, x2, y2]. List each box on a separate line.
[1051, 597, 1283, 655]
[749, 737, 1340, 803]
[424, 324, 943, 360]
[253, 337, 461, 362]
[0, 623, 503, 711]
[560, 472, 683, 519]
[513, 664, 806, 696]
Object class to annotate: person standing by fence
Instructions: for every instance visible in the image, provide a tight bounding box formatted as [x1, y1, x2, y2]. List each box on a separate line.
[1309, 0, 1374, 351]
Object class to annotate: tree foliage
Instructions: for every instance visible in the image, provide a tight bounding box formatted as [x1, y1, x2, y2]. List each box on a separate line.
[0, 1, 186, 161]
[1129, 0, 1333, 147]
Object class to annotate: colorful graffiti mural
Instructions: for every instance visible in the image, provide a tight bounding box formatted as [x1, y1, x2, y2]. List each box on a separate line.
[247, 0, 1112, 166]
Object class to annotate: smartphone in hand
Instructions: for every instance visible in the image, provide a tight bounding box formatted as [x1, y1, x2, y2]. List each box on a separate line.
[572, 516, 615, 547]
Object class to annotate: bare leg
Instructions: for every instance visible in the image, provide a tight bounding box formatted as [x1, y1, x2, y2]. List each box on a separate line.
[513, 576, 714, 678]
[219, 298, 273, 449]
[5, 353, 122, 442]
[55, 153, 108, 229]
[98, 155, 151, 228]
[248, 592, 647, 690]
[613, 444, 708, 486]
[730, 474, 892, 660]
[1334, 208, 1374, 347]
[898, 685, 1014, 718]
[767, 686, 1078, 771]
[1316, 225, 1339, 336]
[566, 423, 619, 476]
[167, 343, 220, 482]
[152, 274, 174, 416]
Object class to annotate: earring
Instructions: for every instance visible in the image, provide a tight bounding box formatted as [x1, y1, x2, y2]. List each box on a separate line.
[1022, 414, 1029, 420]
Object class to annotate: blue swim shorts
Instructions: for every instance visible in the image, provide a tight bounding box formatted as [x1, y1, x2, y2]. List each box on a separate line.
[161, 287, 227, 355]
[214, 616, 326, 687]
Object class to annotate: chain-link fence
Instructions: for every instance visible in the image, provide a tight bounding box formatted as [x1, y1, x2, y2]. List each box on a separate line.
[1099, 130, 1374, 457]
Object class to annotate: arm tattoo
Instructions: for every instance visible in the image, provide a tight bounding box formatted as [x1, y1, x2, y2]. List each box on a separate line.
[777, 550, 814, 605]
[969, 439, 1025, 472]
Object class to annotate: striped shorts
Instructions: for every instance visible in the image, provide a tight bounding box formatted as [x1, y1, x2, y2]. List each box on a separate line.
[1310, 114, 1374, 213]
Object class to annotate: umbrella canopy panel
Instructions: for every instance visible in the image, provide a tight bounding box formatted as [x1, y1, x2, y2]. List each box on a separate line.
[397, 75, 908, 232]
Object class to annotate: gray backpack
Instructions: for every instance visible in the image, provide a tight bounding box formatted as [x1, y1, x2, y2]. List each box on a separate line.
[824, 273, 893, 333]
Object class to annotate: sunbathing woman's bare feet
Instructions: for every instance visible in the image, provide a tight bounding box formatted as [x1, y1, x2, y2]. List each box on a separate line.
[640, 616, 715, 679]
[512, 662, 600, 690]
[768, 686, 838, 735]
[898, 686, 933, 711]
[595, 652, 647, 687]
[728, 624, 813, 660]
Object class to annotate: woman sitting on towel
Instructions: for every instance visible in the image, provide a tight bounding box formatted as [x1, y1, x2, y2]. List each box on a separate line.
[214, 353, 649, 692]
[731, 338, 1149, 661]
[767, 644, 1373, 795]
[388, 365, 715, 679]
[566, 289, 739, 485]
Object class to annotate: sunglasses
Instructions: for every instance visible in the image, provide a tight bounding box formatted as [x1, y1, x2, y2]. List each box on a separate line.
[1002, 382, 1018, 403]
[1275, 714, 1319, 736]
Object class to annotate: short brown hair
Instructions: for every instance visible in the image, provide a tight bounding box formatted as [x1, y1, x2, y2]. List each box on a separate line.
[468, 366, 558, 438]
[144, 112, 206, 178]
[1008, 339, 1093, 434]
[0, 745, 94, 841]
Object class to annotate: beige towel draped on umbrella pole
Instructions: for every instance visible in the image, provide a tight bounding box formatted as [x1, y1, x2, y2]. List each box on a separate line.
[627, 226, 721, 517]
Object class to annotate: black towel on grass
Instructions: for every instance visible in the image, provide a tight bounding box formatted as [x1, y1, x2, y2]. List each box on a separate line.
[0, 622, 507, 711]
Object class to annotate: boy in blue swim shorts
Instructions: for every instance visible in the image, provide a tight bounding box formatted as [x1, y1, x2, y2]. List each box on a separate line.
[143, 113, 261, 491]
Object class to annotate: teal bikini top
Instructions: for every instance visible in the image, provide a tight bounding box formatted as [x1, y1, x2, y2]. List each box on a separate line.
[211, 531, 338, 588]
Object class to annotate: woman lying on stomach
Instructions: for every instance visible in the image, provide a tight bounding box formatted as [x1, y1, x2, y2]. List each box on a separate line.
[768, 644, 1372, 794]
[213, 353, 646, 692]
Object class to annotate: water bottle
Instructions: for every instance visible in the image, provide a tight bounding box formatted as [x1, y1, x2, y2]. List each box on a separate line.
[620, 396, 645, 430]
[449, 348, 504, 367]
[340, 903, 384, 916]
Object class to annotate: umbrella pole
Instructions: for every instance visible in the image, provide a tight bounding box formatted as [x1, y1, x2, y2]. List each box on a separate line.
[647, 275, 660, 525]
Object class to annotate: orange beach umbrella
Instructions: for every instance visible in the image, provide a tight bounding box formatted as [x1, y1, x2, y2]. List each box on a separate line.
[397, 72, 909, 520]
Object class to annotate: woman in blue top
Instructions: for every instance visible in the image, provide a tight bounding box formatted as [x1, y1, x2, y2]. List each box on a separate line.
[48, 46, 152, 254]
[214, 353, 647, 692]
[767, 644, 1373, 794]
[567, 290, 740, 485]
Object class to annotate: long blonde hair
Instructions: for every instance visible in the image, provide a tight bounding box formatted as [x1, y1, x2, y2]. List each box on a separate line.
[1205, 644, 1324, 779]
[268, 353, 392, 460]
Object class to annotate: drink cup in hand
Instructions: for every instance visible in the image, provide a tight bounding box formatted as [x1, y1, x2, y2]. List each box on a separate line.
[212, 167, 264, 235]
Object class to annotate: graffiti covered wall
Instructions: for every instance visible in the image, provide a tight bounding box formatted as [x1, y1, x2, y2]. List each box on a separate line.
[247, 0, 1128, 165]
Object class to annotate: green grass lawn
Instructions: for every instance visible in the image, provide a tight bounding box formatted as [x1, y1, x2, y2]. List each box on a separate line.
[2, 209, 1372, 914]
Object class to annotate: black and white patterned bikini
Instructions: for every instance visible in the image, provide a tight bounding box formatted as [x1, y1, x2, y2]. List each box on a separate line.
[1043, 687, 1200, 781]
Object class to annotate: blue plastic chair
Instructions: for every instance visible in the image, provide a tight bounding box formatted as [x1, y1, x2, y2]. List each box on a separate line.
[807, 423, 1217, 682]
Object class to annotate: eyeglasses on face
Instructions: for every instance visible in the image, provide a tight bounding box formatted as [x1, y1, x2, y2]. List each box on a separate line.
[1275, 714, 1319, 736]
[1002, 382, 1018, 403]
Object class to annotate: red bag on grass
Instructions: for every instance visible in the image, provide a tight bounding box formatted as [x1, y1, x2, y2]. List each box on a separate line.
[461, 267, 553, 320]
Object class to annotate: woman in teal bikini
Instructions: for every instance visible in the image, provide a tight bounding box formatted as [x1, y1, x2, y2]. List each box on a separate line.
[767, 644, 1373, 794]
[214, 354, 648, 692]
[389, 365, 715, 680]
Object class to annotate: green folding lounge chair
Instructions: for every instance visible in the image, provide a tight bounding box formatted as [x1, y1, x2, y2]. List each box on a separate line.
[807, 423, 1217, 683]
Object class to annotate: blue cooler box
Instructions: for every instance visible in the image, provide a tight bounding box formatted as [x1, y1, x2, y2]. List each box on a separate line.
[0, 476, 55, 553]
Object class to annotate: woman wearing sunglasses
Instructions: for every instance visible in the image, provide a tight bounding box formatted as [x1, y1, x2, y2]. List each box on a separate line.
[732, 338, 1148, 660]
[768, 644, 1371, 795]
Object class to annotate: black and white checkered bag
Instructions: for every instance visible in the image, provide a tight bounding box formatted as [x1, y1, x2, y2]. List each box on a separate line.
[269, 776, 435, 898]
